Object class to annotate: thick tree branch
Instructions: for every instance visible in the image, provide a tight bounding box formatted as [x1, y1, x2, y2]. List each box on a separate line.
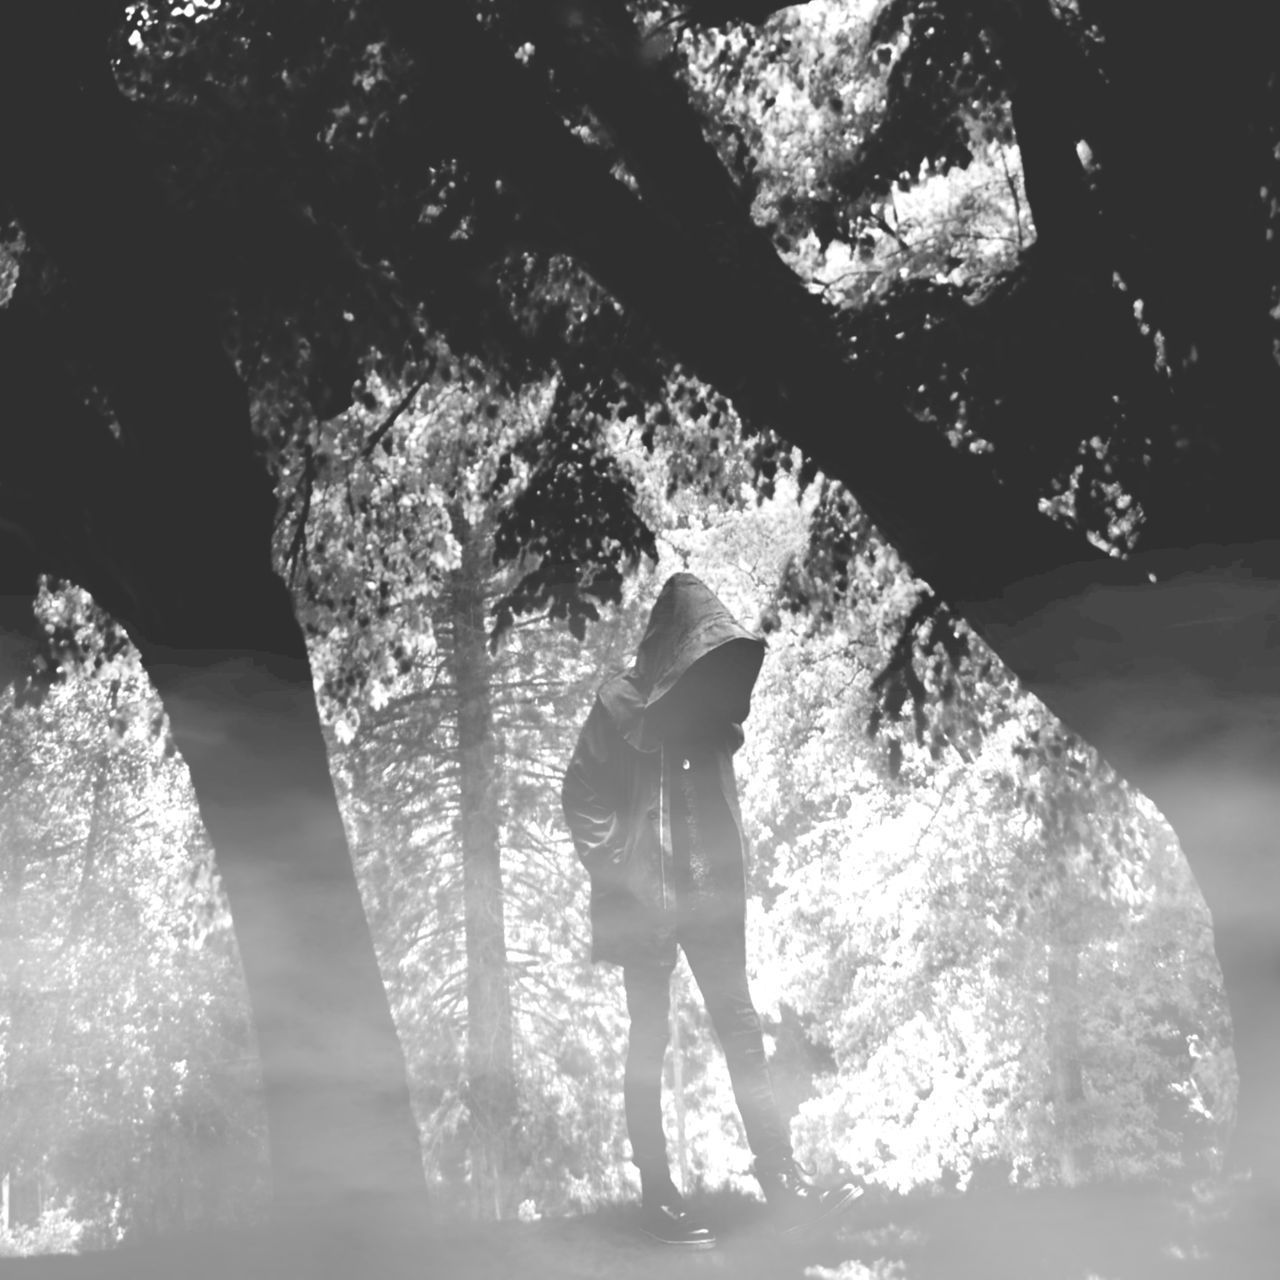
[389, 5, 1280, 866]
[394, 2, 1137, 614]
[994, 0, 1103, 267]
[672, 1, 797, 27]
[0, 10, 275, 595]
[1071, 0, 1280, 548]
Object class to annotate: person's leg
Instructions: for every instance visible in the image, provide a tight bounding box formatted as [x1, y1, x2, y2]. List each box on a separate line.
[622, 962, 674, 1176]
[679, 918, 792, 1168]
[623, 961, 716, 1248]
[682, 916, 861, 1233]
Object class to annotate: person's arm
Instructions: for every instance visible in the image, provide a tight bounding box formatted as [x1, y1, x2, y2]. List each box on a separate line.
[562, 698, 626, 868]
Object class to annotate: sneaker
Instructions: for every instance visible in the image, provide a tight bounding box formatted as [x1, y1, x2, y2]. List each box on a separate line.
[638, 1173, 717, 1249]
[753, 1156, 862, 1237]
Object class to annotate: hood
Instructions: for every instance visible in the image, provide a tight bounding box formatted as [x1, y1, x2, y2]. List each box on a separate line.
[599, 572, 765, 749]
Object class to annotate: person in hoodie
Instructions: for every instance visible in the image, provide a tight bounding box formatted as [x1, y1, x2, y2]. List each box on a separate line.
[562, 572, 858, 1248]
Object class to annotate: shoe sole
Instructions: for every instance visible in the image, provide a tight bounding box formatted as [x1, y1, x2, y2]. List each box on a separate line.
[638, 1226, 718, 1250]
[778, 1184, 864, 1238]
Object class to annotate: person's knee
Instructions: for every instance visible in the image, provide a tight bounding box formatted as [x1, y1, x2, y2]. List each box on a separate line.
[626, 1006, 671, 1064]
[704, 992, 763, 1045]
[624, 965, 672, 1016]
[628, 1008, 669, 1040]
[723, 1017, 766, 1055]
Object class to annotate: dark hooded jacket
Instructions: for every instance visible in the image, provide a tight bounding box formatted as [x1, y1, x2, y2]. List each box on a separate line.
[561, 573, 766, 968]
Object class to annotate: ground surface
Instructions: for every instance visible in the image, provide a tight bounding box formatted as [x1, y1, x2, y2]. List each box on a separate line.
[1, 1182, 1277, 1279]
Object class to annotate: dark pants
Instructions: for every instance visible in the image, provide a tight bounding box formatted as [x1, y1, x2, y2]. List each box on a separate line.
[622, 916, 791, 1175]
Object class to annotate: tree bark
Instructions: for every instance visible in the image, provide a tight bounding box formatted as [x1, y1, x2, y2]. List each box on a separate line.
[0, 341, 429, 1225]
[446, 510, 518, 1220]
[399, 0, 1146, 614]
[986, 561, 1280, 1191]
[1137, 745, 1280, 1194]
[136, 582, 427, 1226]
[0, 400, 428, 1229]
[670, 967, 691, 1195]
[1046, 904, 1088, 1187]
[0, 810, 35, 1229]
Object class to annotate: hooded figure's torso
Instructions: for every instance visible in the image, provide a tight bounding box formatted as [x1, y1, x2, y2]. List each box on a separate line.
[562, 573, 766, 968]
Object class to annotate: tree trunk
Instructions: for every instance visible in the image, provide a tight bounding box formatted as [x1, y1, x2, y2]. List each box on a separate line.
[0, 15, 431, 1226]
[670, 968, 690, 1195]
[982, 565, 1280, 1191]
[70, 741, 111, 927]
[1046, 905, 1088, 1187]
[0, 822, 35, 1230]
[136, 575, 427, 1228]
[1139, 749, 1280, 1197]
[446, 511, 517, 1220]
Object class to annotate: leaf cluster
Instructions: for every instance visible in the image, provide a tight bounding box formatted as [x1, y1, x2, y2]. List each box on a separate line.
[491, 387, 658, 641]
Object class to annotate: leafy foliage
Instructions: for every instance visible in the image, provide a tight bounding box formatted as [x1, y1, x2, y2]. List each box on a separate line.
[491, 393, 657, 641]
[747, 616, 1230, 1194]
[0, 643, 267, 1248]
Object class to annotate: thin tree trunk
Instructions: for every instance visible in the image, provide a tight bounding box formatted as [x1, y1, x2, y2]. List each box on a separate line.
[0, 821, 34, 1230]
[446, 510, 517, 1220]
[70, 729, 112, 927]
[670, 969, 690, 1195]
[1046, 904, 1088, 1187]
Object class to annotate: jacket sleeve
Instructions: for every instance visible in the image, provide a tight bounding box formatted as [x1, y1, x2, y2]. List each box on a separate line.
[561, 698, 626, 868]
